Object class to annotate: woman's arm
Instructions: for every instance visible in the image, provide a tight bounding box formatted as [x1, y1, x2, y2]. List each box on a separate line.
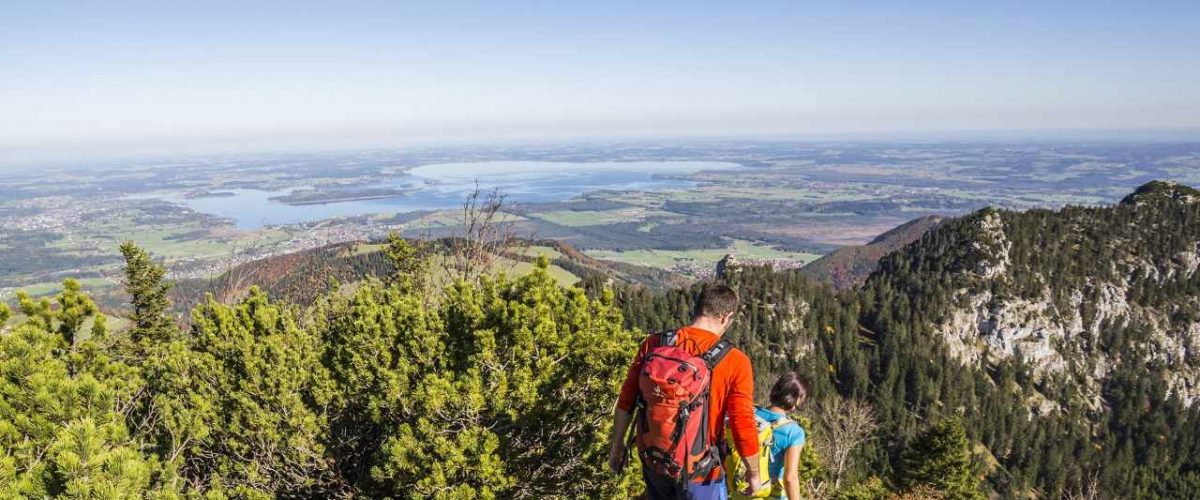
[782, 443, 803, 500]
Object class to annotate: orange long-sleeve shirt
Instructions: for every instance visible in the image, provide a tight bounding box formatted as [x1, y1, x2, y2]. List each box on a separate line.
[617, 326, 758, 480]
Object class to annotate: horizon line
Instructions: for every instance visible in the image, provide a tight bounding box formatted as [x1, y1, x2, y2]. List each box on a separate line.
[3, 125, 1200, 171]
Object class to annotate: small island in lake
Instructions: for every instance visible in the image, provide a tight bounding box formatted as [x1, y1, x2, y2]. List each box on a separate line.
[268, 187, 419, 206]
[183, 189, 238, 199]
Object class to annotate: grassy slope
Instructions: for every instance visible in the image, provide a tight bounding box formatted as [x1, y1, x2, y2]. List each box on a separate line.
[585, 239, 822, 269]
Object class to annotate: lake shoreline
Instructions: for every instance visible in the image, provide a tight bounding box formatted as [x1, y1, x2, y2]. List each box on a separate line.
[168, 160, 736, 228]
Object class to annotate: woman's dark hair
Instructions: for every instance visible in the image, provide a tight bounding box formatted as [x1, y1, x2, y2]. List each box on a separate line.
[769, 372, 810, 411]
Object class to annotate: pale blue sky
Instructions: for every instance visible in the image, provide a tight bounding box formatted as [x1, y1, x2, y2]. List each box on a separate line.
[2, 0, 1198, 162]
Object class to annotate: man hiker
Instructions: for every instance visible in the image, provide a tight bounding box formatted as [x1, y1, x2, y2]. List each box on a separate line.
[609, 283, 761, 499]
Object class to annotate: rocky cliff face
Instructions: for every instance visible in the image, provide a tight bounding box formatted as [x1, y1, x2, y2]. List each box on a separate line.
[939, 269, 1200, 412]
[878, 181, 1200, 412]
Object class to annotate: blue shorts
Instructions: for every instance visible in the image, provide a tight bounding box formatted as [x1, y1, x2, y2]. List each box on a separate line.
[643, 469, 727, 500]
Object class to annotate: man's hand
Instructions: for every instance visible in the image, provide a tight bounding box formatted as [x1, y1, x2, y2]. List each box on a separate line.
[608, 442, 626, 475]
[741, 456, 765, 495]
[608, 409, 634, 475]
[741, 470, 765, 496]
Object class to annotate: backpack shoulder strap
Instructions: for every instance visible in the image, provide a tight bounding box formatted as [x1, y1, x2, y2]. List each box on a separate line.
[657, 329, 679, 347]
[770, 417, 795, 430]
[700, 339, 734, 369]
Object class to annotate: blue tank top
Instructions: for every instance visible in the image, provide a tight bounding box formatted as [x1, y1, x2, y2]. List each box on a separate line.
[754, 407, 806, 483]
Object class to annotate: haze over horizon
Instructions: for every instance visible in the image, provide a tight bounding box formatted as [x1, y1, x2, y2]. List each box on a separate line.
[3, 0, 1199, 165]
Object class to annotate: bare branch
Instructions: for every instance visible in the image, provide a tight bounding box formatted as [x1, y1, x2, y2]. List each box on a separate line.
[812, 397, 879, 491]
[445, 184, 521, 283]
[1064, 470, 1102, 500]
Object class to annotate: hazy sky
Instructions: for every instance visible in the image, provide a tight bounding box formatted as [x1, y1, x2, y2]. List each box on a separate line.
[2, 0, 1199, 163]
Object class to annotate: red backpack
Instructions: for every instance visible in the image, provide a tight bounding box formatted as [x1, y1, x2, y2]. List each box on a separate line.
[632, 329, 734, 484]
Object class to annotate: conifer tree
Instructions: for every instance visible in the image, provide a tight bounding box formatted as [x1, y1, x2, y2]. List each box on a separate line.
[897, 417, 983, 499]
[325, 257, 639, 498]
[16, 290, 54, 333]
[119, 241, 174, 344]
[383, 232, 431, 293]
[151, 287, 337, 496]
[46, 418, 153, 499]
[0, 282, 160, 499]
[55, 278, 99, 347]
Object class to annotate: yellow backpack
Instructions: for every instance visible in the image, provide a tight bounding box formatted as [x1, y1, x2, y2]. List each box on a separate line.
[725, 411, 793, 498]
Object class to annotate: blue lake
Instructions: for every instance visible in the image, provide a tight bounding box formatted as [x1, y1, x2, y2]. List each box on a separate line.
[168, 161, 738, 229]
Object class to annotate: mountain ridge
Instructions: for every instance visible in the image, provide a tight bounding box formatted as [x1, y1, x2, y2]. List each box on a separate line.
[799, 215, 946, 289]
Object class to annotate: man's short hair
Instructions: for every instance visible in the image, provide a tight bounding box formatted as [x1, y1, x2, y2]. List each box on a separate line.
[693, 283, 739, 319]
[769, 372, 810, 411]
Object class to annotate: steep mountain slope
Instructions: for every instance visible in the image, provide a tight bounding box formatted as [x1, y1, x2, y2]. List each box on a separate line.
[800, 215, 945, 289]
